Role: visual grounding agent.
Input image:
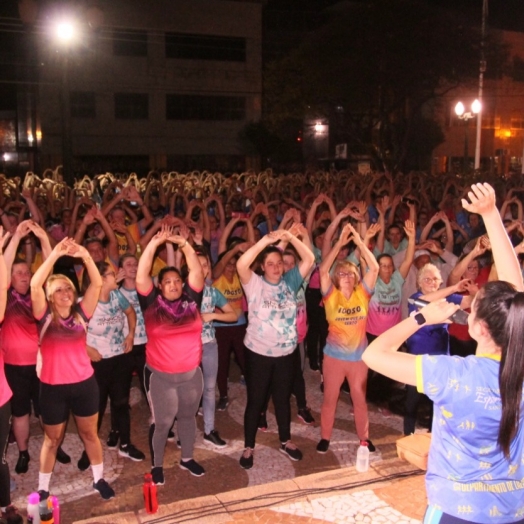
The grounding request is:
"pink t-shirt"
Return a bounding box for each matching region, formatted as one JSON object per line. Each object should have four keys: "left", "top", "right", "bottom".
{"left": 36, "top": 303, "right": 92, "bottom": 385}
{"left": 1, "top": 287, "right": 39, "bottom": 365}
{"left": 138, "top": 283, "right": 203, "bottom": 374}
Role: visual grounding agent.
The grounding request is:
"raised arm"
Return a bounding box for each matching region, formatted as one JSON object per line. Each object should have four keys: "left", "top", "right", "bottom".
{"left": 236, "top": 234, "right": 276, "bottom": 285}
{"left": 270, "top": 229, "right": 314, "bottom": 279}
{"left": 321, "top": 207, "right": 352, "bottom": 260}
{"left": 74, "top": 243, "right": 103, "bottom": 316}
{"left": 0, "top": 228, "right": 10, "bottom": 322}
{"left": 27, "top": 221, "right": 53, "bottom": 261}
{"left": 136, "top": 230, "right": 168, "bottom": 294}
{"left": 447, "top": 237, "right": 486, "bottom": 286}
{"left": 398, "top": 220, "right": 416, "bottom": 279}
{"left": 462, "top": 183, "right": 523, "bottom": 290}
{"left": 363, "top": 299, "right": 460, "bottom": 385}
{"left": 319, "top": 224, "right": 352, "bottom": 295}
{"left": 166, "top": 233, "right": 205, "bottom": 291}
{"left": 3, "top": 220, "right": 31, "bottom": 276}
{"left": 349, "top": 223, "right": 379, "bottom": 290}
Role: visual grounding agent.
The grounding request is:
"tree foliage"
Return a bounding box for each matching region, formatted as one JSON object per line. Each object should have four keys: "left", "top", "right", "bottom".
{"left": 264, "top": 0, "right": 508, "bottom": 171}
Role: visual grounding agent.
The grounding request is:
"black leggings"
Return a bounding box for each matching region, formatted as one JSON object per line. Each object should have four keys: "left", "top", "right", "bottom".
{"left": 0, "top": 401, "right": 11, "bottom": 507}
{"left": 305, "top": 287, "right": 327, "bottom": 370}
{"left": 261, "top": 345, "right": 307, "bottom": 413}
{"left": 93, "top": 354, "right": 133, "bottom": 446}
{"left": 244, "top": 348, "right": 295, "bottom": 448}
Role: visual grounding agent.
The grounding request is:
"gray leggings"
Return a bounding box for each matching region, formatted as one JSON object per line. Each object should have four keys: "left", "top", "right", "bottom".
{"left": 144, "top": 364, "right": 203, "bottom": 467}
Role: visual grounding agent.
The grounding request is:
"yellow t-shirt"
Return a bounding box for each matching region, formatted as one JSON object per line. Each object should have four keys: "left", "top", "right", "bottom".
{"left": 212, "top": 273, "right": 246, "bottom": 326}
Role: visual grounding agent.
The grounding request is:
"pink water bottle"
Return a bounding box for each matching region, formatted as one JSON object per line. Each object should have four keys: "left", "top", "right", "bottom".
{"left": 143, "top": 473, "right": 158, "bottom": 514}
{"left": 27, "top": 492, "right": 41, "bottom": 524}
{"left": 49, "top": 495, "right": 60, "bottom": 524}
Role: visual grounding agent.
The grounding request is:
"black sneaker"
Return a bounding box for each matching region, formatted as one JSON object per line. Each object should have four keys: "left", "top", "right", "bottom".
{"left": 152, "top": 466, "right": 165, "bottom": 486}
{"left": 118, "top": 443, "right": 145, "bottom": 462}
{"left": 297, "top": 408, "right": 315, "bottom": 425}
{"left": 15, "top": 452, "right": 29, "bottom": 474}
{"left": 77, "top": 450, "right": 90, "bottom": 471}
{"left": 56, "top": 446, "right": 71, "bottom": 464}
{"left": 279, "top": 442, "right": 303, "bottom": 461}
{"left": 179, "top": 459, "right": 205, "bottom": 477}
{"left": 203, "top": 430, "right": 227, "bottom": 448}
{"left": 316, "top": 439, "right": 330, "bottom": 454}
{"left": 106, "top": 430, "right": 119, "bottom": 449}
{"left": 239, "top": 448, "right": 254, "bottom": 470}
{"left": 167, "top": 429, "right": 176, "bottom": 442}
{"left": 257, "top": 412, "right": 268, "bottom": 432}
{"left": 38, "top": 490, "right": 49, "bottom": 501}
{"left": 364, "top": 439, "right": 376, "bottom": 452}
{"left": 93, "top": 478, "right": 115, "bottom": 500}
{"left": 217, "top": 396, "right": 229, "bottom": 411}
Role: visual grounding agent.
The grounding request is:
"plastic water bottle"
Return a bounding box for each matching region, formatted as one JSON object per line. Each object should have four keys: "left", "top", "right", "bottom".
{"left": 356, "top": 441, "right": 370, "bottom": 472}
{"left": 38, "top": 497, "right": 54, "bottom": 523}
{"left": 27, "top": 492, "right": 41, "bottom": 524}
{"left": 143, "top": 473, "right": 158, "bottom": 514}
{"left": 49, "top": 495, "right": 60, "bottom": 524}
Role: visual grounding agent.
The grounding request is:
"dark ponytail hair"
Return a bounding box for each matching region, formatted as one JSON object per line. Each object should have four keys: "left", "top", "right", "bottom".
{"left": 474, "top": 281, "right": 524, "bottom": 457}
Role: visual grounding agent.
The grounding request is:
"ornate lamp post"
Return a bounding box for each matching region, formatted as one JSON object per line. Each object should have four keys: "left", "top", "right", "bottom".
{"left": 455, "top": 100, "right": 481, "bottom": 173}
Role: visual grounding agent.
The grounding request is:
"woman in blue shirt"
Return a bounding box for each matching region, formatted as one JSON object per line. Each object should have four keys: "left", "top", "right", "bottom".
{"left": 364, "top": 183, "right": 524, "bottom": 524}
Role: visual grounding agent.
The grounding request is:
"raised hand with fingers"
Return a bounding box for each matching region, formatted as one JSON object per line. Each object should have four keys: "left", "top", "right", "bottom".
{"left": 403, "top": 219, "right": 416, "bottom": 240}
{"left": 461, "top": 183, "right": 497, "bottom": 216}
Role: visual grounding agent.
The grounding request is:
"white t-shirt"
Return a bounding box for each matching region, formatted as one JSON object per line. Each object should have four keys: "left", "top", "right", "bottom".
{"left": 242, "top": 266, "right": 303, "bottom": 357}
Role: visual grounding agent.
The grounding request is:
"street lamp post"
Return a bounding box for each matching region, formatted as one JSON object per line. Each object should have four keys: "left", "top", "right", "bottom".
{"left": 455, "top": 100, "right": 481, "bottom": 173}
{"left": 54, "top": 20, "right": 77, "bottom": 185}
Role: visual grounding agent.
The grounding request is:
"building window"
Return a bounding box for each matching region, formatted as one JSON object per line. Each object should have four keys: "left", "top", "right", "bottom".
{"left": 165, "top": 33, "right": 246, "bottom": 62}
{"left": 70, "top": 91, "right": 96, "bottom": 118}
{"left": 115, "top": 93, "right": 148, "bottom": 120}
{"left": 481, "top": 116, "right": 500, "bottom": 129}
{"left": 113, "top": 29, "right": 148, "bottom": 57}
{"left": 511, "top": 118, "right": 524, "bottom": 129}
{"left": 166, "top": 95, "right": 246, "bottom": 121}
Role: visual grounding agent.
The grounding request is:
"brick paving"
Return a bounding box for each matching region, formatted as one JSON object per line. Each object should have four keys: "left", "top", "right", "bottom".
{"left": 7, "top": 366, "right": 429, "bottom": 523}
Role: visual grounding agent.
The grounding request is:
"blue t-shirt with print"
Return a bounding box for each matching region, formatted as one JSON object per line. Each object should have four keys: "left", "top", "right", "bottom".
{"left": 201, "top": 284, "right": 228, "bottom": 344}
{"left": 417, "top": 354, "right": 524, "bottom": 523}
{"left": 406, "top": 291, "right": 462, "bottom": 356}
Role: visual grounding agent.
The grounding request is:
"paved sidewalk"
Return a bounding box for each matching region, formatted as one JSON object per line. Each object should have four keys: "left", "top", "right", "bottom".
{"left": 74, "top": 458, "right": 427, "bottom": 523}
{"left": 7, "top": 367, "right": 429, "bottom": 523}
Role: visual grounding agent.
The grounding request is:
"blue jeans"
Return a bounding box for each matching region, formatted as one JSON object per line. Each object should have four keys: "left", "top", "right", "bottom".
{"left": 201, "top": 340, "right": 219, "bottom": 434}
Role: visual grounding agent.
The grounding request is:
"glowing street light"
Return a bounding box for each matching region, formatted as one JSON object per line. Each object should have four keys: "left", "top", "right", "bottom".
{"left": 455, "top": 100, "right": 481, "bottom": 173}
{"left": 55, "top": 21, "right": 76, "bottom": 44}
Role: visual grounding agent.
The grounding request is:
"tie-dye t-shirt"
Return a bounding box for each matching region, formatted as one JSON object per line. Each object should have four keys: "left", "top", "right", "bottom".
{"left": 366, "top": 271, "right": 404, "bottom": 336}
{"left": 213, "top": 273, "right": 246, "bottom": 327}
{"left": 86, "top": 290, "right": 131, "bottom": 358}
{"left": 119, "top": 286, "right": 148, "bottom": 345}
{"left": 201, "top": 284, "right": 228, "bottom": 344}
{"left": 138, "top": 283, "right": 203, "bottom": 374}
{"left": 242, "top": 266, "right": 303, "bottom": 357}
{"left": 417, "top": 354, "right": 524, "bottom": 523}
{"left": 0, "top": 323, "right": 12, "bottom": 407}
{"left": 323, "top": 283, "right": 373, "bottom": 362}
{"left": 36, "top": 303, "right": 92, "bottom": 385}
{"left": 1, "top": 287, "right": 39, "bottom": 366}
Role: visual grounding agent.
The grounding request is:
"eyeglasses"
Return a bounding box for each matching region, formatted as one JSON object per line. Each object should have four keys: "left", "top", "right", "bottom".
{"left": 104, "top": 271, "right": 116, "bottom": 278}
{"left": 422, "top": 277, "right": 441, "bottom": 284}
{"left": 337, "top": 272, "right": 356, "bottom": 279}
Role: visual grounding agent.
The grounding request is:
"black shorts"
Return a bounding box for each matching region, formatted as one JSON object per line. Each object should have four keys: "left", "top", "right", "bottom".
{"left": 39, "top": 375, "right": 99, "bottom": 425}
{"left": 4, "top": 364, "right": 40, "bottom": 418}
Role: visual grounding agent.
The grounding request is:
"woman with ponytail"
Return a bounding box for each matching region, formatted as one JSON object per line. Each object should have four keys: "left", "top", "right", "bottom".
{"left": 364, "top": 183, "right": 524, "bottom": 524}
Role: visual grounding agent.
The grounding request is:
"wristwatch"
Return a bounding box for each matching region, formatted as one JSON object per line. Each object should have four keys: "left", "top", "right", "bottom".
{"left": 414, "top": 312, "right": 426, "bottom": 326}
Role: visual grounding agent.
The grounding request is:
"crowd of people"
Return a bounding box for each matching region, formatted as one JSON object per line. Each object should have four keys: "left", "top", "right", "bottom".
{"left": 0, "top": 167, "right": 523, "bottom": 523}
